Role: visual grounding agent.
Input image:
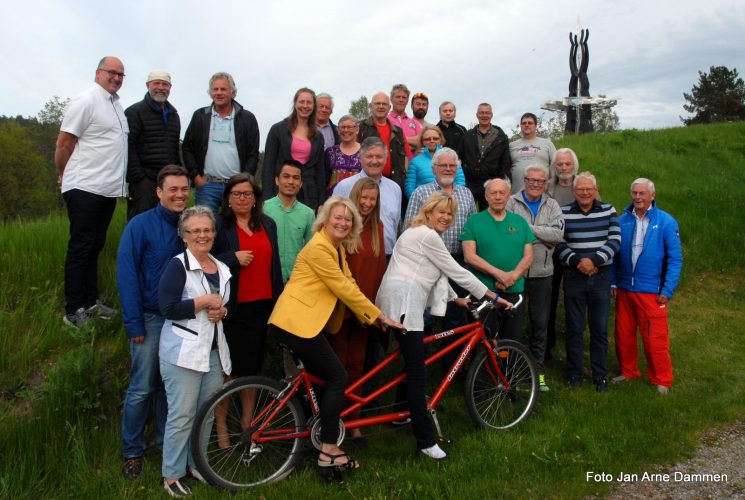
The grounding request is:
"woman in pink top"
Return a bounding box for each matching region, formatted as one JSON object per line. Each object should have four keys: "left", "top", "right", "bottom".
{"left": 262, "top": 88, "right": 326, "bottom": 210}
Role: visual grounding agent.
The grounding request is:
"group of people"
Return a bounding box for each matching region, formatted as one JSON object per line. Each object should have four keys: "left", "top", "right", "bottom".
{"left": 54, "top": 56, "right": 683, "bottom": 496}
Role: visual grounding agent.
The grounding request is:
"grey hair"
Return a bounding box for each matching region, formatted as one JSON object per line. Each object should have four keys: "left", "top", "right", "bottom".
{"left": 390, "top": 83, "right": 410, "bottom": 97}
{"left": 439, "top": 101, "right": 456, "bottom": 112}
{"left": 552, "top": 148, "right": 579, "bottom": 176}
{"left": 178, "top": 205, "right": 216, "bottom": 238}
{"left": 484, "top": 177, "right": 511, "bottom": 192}
{"left": 208, "top": 72, "right": 237, "bottom": 96}
{"left": 360, "top": 136, "right": 388, "bottom": 157}
{"left": 525, "top": 164, "right": 550, "bottom": 179}
{"left": 574, "top": 171, "right": 597, "bottom": 189}
{"left": 631, "top": 177, "right": 656, "bottom": 195}
{"left": 316, "top": 92, "right": 334, "bottom": 107}
{"left": 431, "top": 147, "right": 459, "bottom": 173}
{"left": 337, "top": 114, "right": 358, "bottom": 126}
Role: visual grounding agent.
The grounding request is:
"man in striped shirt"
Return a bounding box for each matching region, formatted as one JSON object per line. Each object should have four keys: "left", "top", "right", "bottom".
{"left": 556, "top": 172, "right": 620, "bottom": 392}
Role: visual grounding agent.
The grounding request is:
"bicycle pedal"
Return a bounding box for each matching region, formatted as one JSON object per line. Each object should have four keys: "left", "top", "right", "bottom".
{"left": 437, "top": 435, "right": 453, "bottom": 445}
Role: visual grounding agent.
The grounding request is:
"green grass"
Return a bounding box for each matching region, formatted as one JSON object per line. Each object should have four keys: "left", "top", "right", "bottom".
{"left": 1, "top": 122, "right": 744, "bottom": 499}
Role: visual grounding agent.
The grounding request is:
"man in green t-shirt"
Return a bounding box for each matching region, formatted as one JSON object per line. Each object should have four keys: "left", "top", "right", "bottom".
{"left": 263, "top": 160, "right": 315, "bottom": 283}
{"left": 461, "top": 178, "right": 534, "bottom": 341}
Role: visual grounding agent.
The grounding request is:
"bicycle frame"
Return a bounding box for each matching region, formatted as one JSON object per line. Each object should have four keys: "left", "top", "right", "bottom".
{"left": 249, "top": 312, "right": 511, "bottom": 444}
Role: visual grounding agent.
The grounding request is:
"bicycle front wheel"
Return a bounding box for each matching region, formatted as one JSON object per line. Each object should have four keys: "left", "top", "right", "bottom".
{"left": 190, "top": 376, "right": 306, "bottom": 490}
{"left": 464, "top": 340, "right": 539, "bottom": 430}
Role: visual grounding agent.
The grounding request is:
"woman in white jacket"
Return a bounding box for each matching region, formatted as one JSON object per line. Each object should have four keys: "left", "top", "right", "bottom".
{"left": 158, "top": 206, "right": 232, "bottom": 498}
{"left": 376, "top": 191, "right": 510, "bottom": 461}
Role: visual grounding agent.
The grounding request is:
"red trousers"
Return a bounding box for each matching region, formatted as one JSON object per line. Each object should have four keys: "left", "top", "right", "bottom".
{"left": 614, "top": 289, "right": 673, "bottom": 387}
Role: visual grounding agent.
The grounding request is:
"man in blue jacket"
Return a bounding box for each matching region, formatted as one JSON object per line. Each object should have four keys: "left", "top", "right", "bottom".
{"left": 611, "top": 178, "right": 682, "bottom": 395}
{"left": 116, "top": 165, "right": 189, "bottom": 479}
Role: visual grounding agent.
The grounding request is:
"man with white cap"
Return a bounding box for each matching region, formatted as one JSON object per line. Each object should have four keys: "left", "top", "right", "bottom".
{"left": 124, "top": 69, "right": 182, "bottom": 219}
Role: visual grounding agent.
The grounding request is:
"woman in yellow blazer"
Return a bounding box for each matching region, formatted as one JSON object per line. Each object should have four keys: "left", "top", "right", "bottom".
{"left": 268, "top": 196, "right": 400, "bottom": 473}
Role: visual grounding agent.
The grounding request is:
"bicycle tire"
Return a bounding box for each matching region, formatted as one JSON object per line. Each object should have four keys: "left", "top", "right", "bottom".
{"left": 190, "top": 376, "right": 306, "bottom": 490}
{"left": 464, "top": 340, "right": 539, "bottom": 430}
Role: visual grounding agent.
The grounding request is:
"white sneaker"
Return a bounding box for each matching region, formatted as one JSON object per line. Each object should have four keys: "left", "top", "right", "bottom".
{"left": 419, "top": 444, "right": 447, "bottom": 460}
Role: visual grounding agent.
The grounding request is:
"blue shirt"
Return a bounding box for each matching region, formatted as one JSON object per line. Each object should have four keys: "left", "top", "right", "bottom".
{"left": 333, "top": 171, "right": 402, "bottom": 255}
{"left": 204, "top": 108, "right": 240, "bottom": 179}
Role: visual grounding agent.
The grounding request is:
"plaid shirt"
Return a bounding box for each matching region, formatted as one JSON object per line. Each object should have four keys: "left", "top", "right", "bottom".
{"left": 405, "top": 182, "right": 476, "bottom": 254}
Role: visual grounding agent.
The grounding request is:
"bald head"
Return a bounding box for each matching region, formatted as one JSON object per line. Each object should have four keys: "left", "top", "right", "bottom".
{"left": 369, "top": 92, "right": 391, "bottom": 124}
{"left": 95, "top": 56, "right": 125, "bottom": 95}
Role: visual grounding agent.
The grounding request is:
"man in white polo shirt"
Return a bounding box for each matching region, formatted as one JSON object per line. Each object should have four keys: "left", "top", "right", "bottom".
{"left": 55, "top": 55, "right": 128, "bottom": 328}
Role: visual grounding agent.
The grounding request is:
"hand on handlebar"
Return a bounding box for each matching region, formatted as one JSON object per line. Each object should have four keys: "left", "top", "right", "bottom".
{"left": 376, "top": 314, "right": 403, "bottom": 331}
{"left": 453, "top": 297, "right": 472, "bottom": 309}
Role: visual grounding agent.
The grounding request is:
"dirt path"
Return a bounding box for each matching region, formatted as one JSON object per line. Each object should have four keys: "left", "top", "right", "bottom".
{"left": 605, "top": 421, "right": 745, "bottom": 499}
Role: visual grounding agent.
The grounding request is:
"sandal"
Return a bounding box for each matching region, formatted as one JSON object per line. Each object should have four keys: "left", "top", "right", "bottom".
{"left": 317, "top": 451, "right": 360, "bottom": 470}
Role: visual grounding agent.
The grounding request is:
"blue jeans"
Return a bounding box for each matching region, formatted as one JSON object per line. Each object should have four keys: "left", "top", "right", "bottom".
{"left": 195, "top": 182, "right": 225, "bottom": 214}
{"left": 122, "top": 313, "right": 167, "bottom": 458}
{"left": 563, "top": 267, "right": 611, "bottom": 383}
{"left": 161, "top": 350, "right": 224, "bottom": 479}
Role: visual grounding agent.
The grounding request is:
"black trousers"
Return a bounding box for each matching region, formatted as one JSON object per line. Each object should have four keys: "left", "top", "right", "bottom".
{"left": 63, "top": 189, "right": 116, "bottom": 314}
{"left": 394, "top": 329, "right": 436, "bottom": 450}
{"left": 127, "top": 178, "right": 159, "bottom": 220}
{"left": 270, "top": 325, "right": 348, "bottom": 445}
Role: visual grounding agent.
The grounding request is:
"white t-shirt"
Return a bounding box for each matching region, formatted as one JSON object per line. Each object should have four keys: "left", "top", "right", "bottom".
{"left": 60, "top": 84, "right": 128, "bottom": 197}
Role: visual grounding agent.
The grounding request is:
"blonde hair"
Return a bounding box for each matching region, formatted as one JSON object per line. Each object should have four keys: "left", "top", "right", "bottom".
{"left": 409, "top": 191, "right": 458, "bottom": 230}
{"left": 313, "top": 196, "right": 363, "bottom": 251}
{"left": 347, "top": 178, "right": 382, "bottom": 257}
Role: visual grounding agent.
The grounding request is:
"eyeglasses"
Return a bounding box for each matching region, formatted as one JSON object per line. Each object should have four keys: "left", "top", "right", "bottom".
{"left": 97, "top": 68, "right": 126, "bottom": 78}
{"left": 436, "top": 163, "right": 457, "bottom": 169}
{"left": 339, "top": 125, "right": 358, "bottom": 131}
{"left": 574, "top": 187, "right": 595, "bottom": 193}
{"left": 524, "top": 178, "right": 546, "bottom": 185}
{"left": 422, "top": 136, "right": 440, "bottom": 142}
{"left": 184, "top": 228, "right": 214, "bottom": 236}
{"left": 230, "top": 191, "right": 255, "bottom": 199}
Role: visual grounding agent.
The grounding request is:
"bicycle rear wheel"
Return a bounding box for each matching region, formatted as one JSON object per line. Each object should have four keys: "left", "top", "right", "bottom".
{"left": 190, "top": 376, "right": 306, "bottom": 490}
{"left": 464, "top": 340, "right": 539, "bottom": 430}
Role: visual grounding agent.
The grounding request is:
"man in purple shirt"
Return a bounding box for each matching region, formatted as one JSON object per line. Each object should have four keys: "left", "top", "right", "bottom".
{"left": 316, "top": 92, "right": 338, "bottom": 150}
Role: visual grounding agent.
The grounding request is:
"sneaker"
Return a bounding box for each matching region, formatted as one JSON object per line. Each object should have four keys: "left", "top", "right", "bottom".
{"left": 596, "top": 379, "right": 609, "bottom": 393}
{"left": 567, "top": 378, "right": 582, "bottom": 389}
{"left": 656, "top": 385, "right": 670, "bottom": 395}
{"left": 391, "top": 417, "right": 412, "bottom": 426}
{"left": 419, "top": 444, "right": 448, "bottom": 461}
{"left": 86, "top": 299, "right": 117, "bottom": 320}
{"left": 63, "top": 307, "right": 91, "bottom": 329}
{"left": 122, "top": 457, "right": 143, "bottom": 480}
{"left": 187, "top": 466, "right": 206, "bottom": 484}
{"left": 164, "top": 479, "right": 192, "bottom": 498}
{"left": 612, "top": 374, "right": 629, "bottom": 384}
{"left": 539, "top": 374, "right": 550, "bottom": 392}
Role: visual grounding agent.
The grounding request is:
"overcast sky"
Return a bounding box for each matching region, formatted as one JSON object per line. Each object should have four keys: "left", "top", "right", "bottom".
{"left": 2, "top": 0, "right": 743, "bottom": 140}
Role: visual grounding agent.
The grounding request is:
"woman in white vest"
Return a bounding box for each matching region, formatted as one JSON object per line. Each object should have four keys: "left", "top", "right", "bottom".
{"left": 158, "top": 205, "right": 232, "bottom": 498}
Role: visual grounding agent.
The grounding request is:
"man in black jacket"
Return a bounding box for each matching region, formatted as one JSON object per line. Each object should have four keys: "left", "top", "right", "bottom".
{"left": 124, "top": 69, "right": 181, "bottom": 220}
{"left": 182, "top": 72, "right": 260, "bottom": 213}
{"left": 458, "top": 103, "right": 512, "bottom": 210}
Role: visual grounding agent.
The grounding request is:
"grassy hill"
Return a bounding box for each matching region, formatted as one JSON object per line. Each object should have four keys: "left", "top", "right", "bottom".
{"left": 1, "top": 122, "right": 744, "bottom": 498}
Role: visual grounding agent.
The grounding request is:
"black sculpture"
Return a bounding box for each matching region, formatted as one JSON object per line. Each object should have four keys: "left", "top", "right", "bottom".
{"left": 566, "top": 29, "right": 593, "bottom": 134}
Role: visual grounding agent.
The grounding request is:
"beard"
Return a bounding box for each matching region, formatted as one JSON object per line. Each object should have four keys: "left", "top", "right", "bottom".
{"left": 149, "top": 91, "right": 168, "bottom": 103}
{"left": 557, "top": 173, "right": 573, "bottom": 181}
{"left": 413, "top": 109, "right": 427, "bottom": 119}
{"left": 438, "top": 176, "right": 455, "bottom": 187}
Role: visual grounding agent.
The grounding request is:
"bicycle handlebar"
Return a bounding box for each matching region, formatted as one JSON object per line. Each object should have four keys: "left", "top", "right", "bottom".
{"left": 469, "top": 293, "right": 523, "bottom": 320}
